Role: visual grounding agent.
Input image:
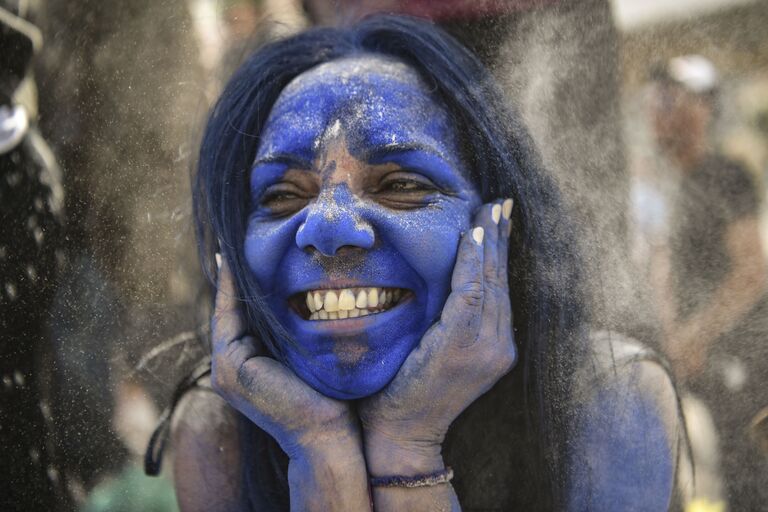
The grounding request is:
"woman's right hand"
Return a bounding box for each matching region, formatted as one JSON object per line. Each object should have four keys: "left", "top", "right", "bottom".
{"left": 211, "top": 259, "right": 356, "bottom": 457}
{"left": 211, "top": 259, "right": 371, "bottom": 511}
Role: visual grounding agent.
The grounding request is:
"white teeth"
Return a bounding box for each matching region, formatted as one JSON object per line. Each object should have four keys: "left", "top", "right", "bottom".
{"left": 324, "top": 291, "right": 339, "bottom": 312}
{"left": 339, "top": 289, "right": 356, "bottom": 310}
{"left": 356, "top": 290, "right": 367, "bottom": 308}
{"left": 302, "top": 287, "right": 407, "bottom": 321}
{"left": 368, "top": 288, "right": 379, "bottom": 307}
{"left": 306, "top": 292, "right": 316, "bottom": 312}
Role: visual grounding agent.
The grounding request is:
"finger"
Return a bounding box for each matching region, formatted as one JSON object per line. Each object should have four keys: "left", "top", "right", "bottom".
{"left": 223, "top": 351, "right": 343, "bottom": 449}
{"left": 212, "top": 258, "right": 247, "bottom": 353}
{"left": 235, "top": 356, "right": 317, "bottom": 414}
{"left": 478, "top": 202, "right": 502, "bottom": 293}
{"left": 439, "top": 223, "right": 485, "bottom": 341}
{"left": 474, "top": 203, "right": 505, "bottom": 343}
{"left": 497, "top": 198, "right": 514, "bottom": 341}
{"left": 498, "top": 198, "right": 513, "bottom": 286}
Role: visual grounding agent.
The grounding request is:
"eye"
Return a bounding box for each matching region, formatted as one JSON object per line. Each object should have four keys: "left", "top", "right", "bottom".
{"left": 256, "top": 182, "right": 310, "bottom": 217}
{"left": 373, "top": 171, "right": 441, "bottom": 208}
{"left": 382, "top": 179, "right": 428, "bottom": 192}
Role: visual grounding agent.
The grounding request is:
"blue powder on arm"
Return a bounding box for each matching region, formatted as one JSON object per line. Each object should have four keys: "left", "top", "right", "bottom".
{"left": 565, "top": 365, "right": 676, "bottom": 511}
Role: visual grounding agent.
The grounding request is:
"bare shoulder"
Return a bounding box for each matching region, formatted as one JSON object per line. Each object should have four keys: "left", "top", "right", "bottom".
{"left": 580, "top": 330, "right": 679, "bottom": 425}
{"left": 565, "top": 330, "right": 681, "bottom": 510}
{"left": 171, "top": 377, "right": 245, "bottom": 512}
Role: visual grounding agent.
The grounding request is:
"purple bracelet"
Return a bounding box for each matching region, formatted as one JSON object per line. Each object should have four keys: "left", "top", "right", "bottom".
{"left": 370, "top": 467, "right": 454, "bottom": 488}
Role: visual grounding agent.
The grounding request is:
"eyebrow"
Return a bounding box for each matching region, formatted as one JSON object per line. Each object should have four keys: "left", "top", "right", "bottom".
{"left": 364, "top": 142, "right": 447, "bottom": 164}
{"left": 252, "top": 153, "right": 313, "bottom": 170}
{"left": 364, "top": 142, "right": 468, "bottom": 191}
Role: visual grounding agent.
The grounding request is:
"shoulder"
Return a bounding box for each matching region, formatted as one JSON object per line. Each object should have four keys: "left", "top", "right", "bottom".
{"left": 566, "top": 330, "right": 681, "bottom": 511}
{"left": 171, "top": 377, "right": 246, "bottom": 512}
{"left": 579, "top": 330, "right": 679, "bottom": 411}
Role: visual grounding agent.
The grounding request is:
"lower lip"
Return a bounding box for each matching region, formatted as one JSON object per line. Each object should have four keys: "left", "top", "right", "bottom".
{"left": 294, "top": 296, "right": 413, "bottom": 333}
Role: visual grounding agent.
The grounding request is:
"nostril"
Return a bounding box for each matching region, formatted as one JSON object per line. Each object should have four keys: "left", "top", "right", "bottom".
{"left": 295, "top": 211, "right": 375, "bottom": 255}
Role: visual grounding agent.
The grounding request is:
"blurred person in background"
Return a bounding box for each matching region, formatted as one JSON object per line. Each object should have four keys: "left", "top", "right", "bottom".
{"left": 0, "top": 3, "right": 71, "bottom": 510}
{"left": 650, "top": 55, "right": 768, "bottom": 510}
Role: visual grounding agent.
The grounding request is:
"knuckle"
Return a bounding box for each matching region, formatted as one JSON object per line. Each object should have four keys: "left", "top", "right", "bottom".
{"left": 236, "top": 357, "right": 258, "bottom": 391}
{"left": 453, "top": 332, "right": 480, "bottom": 350}
{"left": 210, "top": 366, "right": 228, "bottom": 395}
{"left": 223, "top": 340, "right": 240, "bottom": 359}
{"left": 494, "top": 344, "right": 518, "bottom": 375}
{"left": 458, "top": 280, "right": 484, "bottom": 308}
{"left": 484, "top": 278, "right": 505, "bottom": 296}
{"left": 475, "top": 341, "right": 516, "bottom": 376}
{"left": 210, "top": 344, "right": 243, "bottom": 395}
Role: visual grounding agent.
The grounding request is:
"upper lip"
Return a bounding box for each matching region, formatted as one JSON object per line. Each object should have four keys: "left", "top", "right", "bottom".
{"left": 286, "top": 280, "right": 410, "bottom": 296}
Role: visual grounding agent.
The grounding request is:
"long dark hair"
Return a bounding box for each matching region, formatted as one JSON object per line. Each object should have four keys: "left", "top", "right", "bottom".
{"left": 194, "top": 14, "right": 587, "bottom": 510}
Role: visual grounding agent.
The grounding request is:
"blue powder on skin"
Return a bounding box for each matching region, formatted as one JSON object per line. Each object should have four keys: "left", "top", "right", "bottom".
{"left": 567, "top": 382, "right": 675, "bottom": 510}
{"left": 244, "top": 56, "right": 481, "bottom": 399}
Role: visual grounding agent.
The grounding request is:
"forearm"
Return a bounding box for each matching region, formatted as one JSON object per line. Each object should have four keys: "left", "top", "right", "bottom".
{"left": 365, "top": 432, "right": 460, "bottom": 512}
{"left": 688, "top": 216, "right": 767, "bottom": 346}
{"left": 288, "top": 437, "right": 372, "bottom": 512}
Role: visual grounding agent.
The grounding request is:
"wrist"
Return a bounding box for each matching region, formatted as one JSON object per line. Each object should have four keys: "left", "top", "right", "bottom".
{"left": 294, "top": 422, "right": 364, "bottom": 462}
{"left": 290, "top": 431, "right": 368, "bottom": 486}
{"left": 291, "top": 440, "right": 367, "bottom": 474}
{"left": 364, "top": 428, "right": 445, "bottom": 477}
{"left": 289, "top": 433, "right": 372, "bottom": 512}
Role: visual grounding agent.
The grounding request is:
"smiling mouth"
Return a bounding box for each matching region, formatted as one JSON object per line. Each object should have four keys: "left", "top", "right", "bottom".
{"left": 290, "top": 287, "right": 411, "bottom": 321}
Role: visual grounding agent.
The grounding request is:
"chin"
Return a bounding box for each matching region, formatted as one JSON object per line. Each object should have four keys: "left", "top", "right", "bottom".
{"left": 275, "top": 284, "right": 430, "bottom": 399}
{"left": 307, "top": 367, "right": 397, "bottom": 400}
{"left": 286, "top": 326, "right": 424, "bottom": 399}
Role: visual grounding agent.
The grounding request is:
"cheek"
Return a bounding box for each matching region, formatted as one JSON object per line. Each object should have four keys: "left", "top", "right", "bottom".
{"left": 243, "top": 214, "right": 304, "bottom": 291}
{"left": 373, "top": 198, "right": 475, "bottom": 309}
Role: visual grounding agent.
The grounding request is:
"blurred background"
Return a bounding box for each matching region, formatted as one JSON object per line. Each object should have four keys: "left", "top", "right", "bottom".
{"left": 1, "top": 0, "right": 767, "bottom": 510}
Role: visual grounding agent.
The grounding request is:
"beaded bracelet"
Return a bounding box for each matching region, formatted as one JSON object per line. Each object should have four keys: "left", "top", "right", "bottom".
{"left": 370, "top": 467, "right": 454, "bottom": 488}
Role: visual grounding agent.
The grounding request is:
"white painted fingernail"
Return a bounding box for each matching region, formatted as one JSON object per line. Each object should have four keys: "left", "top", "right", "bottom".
{"left": 215, "top": 253, "right": 222, "bottom": 269}
{"left": 492, "top": 204, "right": 501, "bottom": 225}
{"left": 502, "top": 199, "right": 513, "bottom": 220}
{"left": 472, "top": 227, "right": 484, "bottom": 245}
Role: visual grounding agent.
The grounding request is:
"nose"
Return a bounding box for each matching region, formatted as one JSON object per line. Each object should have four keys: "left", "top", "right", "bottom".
{"left": 295, "top": 185, "right": 375, "bottom": 256}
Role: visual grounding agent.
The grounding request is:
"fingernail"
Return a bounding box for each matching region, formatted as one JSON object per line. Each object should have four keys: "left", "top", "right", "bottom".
{"left": 215, "top": 253, "right": 222, "bottom": 270}
{"left": 502, "top": 198, "right": 513, "bottom": 220}
{"left": 491, "top": 204, "right": 501, "bottom": 225}
{"left": 472, "top": 227, "right": 484, "bottom": 245}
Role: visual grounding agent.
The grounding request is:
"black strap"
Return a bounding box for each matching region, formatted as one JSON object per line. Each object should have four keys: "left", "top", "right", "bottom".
{"left": 144, "top": 356, "right": 212, "bottom": 476}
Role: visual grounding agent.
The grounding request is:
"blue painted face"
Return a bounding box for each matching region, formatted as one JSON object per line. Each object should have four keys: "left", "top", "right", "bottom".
{"left": 245, "top": 56, "right": 481, "bottom": 399}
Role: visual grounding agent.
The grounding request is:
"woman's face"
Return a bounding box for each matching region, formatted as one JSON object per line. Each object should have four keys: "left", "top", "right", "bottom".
{"left": 245, "top": 55, "right": 481, "bottom": 399}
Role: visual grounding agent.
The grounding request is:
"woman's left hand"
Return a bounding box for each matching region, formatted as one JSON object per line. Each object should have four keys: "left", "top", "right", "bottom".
{"left": 359, "top": 200, "right": 517, "bottom": 474}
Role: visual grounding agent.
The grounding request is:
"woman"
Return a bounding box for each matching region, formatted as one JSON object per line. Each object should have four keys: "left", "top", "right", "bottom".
{"left": 168, "top": 15, "right": 680, "bottom": 511}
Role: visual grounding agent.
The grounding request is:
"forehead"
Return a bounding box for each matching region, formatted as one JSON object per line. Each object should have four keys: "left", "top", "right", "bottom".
{"left": 281, "top": 56, "right": 425, "bottom": 98}
{"left": 256, "top": 55, "right": 459, "bottom": 163}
